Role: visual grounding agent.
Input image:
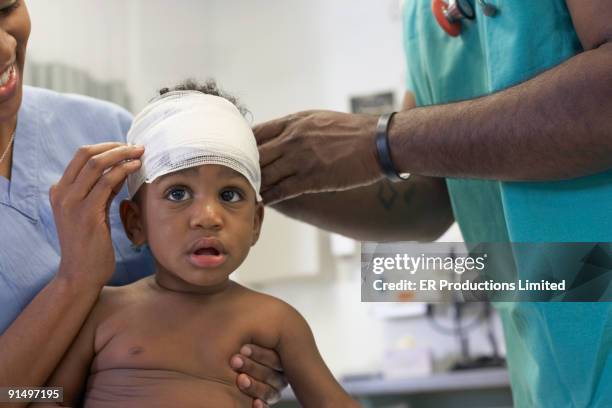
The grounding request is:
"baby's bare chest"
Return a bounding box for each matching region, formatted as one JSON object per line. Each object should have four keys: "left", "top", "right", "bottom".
{"left": 91, "top": 297, "right": 275, "bottom": 379}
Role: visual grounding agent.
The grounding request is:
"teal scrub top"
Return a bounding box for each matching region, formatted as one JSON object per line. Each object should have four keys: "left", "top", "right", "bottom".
{"left": 402, "top": 0, "right": 612, "bottom": 406}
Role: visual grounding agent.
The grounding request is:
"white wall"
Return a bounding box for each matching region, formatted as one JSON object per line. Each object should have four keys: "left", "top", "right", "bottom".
{"left": 27, "top": 0, "right": 130, "bottom": 82}
{"left": 204, "top": 0, "right": 406, "bottom": 120}
{"left": 27, "top": 0, "right": 406, "bottom": 115}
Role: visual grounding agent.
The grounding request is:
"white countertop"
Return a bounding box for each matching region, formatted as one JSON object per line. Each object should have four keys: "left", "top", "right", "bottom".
{"left": 281, "top": 367, "right": 510, "bottom": 400}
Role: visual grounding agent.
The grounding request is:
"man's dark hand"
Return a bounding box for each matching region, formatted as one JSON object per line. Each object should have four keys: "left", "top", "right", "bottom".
{"left": 230, "top": 344, "right": 288, "bottom": 407}
{"left": 254, "top": 110, "right": 382, "bottom": 204}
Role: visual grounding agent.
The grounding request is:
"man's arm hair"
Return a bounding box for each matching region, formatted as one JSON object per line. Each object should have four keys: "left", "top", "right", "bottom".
{"left": 388, "top": 1, "right": 612, "bottom": 181}
{"left": 272, "top": 175, "right": 453, "bottom": 242}
{"left": 270, "top": 91, "right": 454, "bottom": 242}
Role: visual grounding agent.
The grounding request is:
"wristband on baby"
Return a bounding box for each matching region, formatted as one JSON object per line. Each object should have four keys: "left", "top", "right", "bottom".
{"left": 375, "top": 112, "right": 410, "bottom": 182}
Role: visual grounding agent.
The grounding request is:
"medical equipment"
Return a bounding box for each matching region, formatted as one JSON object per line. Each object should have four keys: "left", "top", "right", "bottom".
{"left": 478, "top": 0, "right": 498, "bottom": 17}
{"left": 432, "top": 0, "right": 497, "bottom": 37}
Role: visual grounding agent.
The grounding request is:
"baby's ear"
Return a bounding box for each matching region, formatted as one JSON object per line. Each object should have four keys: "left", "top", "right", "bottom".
{"left": 120, "top": 199, "right": 146, "bottom": 246}
{"left": 251, "top": 202, "right": 264, "bottom": 246}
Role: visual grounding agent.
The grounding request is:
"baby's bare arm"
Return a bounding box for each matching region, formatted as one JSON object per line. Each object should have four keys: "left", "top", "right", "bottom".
{"left": 275, "top": 305, "right": 360, "bottom": 408}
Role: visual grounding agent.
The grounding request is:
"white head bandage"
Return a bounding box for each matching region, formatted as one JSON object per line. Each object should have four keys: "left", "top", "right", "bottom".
{"left": 126, "top": 90, "right": 261, "bottom": 201}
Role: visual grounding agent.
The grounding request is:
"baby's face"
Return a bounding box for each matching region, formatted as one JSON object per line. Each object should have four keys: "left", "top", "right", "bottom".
{"left": 122, "top": 164, "right": 263, "bottom": 293}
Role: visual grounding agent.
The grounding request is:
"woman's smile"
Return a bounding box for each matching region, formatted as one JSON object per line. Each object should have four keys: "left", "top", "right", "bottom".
{"left": 0, "top": 62, "right": 18, "bottom": 101}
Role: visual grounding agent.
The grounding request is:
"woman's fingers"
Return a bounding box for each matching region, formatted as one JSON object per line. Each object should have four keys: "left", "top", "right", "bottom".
{"left": 230, "top": 355, "right": 287, "bottom": 392}
{"left": 230, "top": 343, "right": 287, "bottom": 403}
{"left": 85, "top": 159, "right": 142, "bottom": 208}
{"left": 58, "top": 142, "right": 125, "bottom": 186}
{"left": 252, "top": 399, "right": 269, "bottom": 408}
{"left": 236, "top": 373, "right": 282, "bottom": 405}
{"left": 240, "top": 344, "right": 284, "bottom": 372}
{"left": 71, "top": 145, "right": 144, "bottom": 200}
{"left": 51, "top": 142, "right": 145, "bottom": 290}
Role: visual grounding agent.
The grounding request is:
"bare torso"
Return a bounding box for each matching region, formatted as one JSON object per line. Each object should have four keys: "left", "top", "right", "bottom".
{"left": 84, "top": 369, "right": 247, "bottom": 408}
{"left": 82, "top": 277, "right": 282, "bottom": 408}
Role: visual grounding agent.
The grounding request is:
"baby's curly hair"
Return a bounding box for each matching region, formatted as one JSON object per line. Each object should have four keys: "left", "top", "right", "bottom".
{"left": 158, "top": 79, "right": 249, "bottom": 118}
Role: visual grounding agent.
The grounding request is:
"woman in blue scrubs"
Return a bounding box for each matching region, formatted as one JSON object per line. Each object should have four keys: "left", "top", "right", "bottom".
{"left": 0, "top": 3, "right": 283, "bottom": 406}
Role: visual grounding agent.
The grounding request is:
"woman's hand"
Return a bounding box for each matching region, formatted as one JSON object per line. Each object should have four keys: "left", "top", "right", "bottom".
{"left": 230, "top": 344, "right": 288, "bottom": 407}
{"left": 50, "top": 142, "right": 144, "bottom": 289}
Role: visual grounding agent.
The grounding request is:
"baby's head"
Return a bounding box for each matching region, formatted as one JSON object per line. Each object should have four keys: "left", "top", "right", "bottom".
{"left": 120, "top": 80, "right": 263, "bottom": 292}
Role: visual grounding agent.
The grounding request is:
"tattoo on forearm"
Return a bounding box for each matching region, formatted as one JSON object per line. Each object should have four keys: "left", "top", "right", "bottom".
{"left": 377, "top": 181, "right": 398, "bottom": 210}
{"left": 403, "top": 182, "right": 415, "bottom": 205}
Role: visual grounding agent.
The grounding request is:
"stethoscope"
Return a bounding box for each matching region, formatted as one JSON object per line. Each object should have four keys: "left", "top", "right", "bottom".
{"left": 432, "top": 0, "right": 498, "bottom": 37}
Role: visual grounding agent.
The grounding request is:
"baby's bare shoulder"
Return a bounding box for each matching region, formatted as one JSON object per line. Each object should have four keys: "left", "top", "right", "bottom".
{"left": 95, "top": 277, "right": 153, "bottom": 315}
{"left": 231, "top": 283, "right": 302, "bottom": 323}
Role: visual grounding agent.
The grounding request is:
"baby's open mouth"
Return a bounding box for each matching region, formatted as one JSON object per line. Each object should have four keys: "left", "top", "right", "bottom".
{"left": 188, "top": 238, "right": 227, "bottom": 269}
{"left": 194, "top": 247, "right": 221, "bottom": 256}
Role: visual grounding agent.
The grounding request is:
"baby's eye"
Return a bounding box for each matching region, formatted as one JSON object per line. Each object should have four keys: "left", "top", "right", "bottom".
{"left": 166, "top": 187, "right": 192, "bottom": 202}
{"left": 220, "top": 189, "right": 243, "bottom": 203}
{"left": 0, "top": 0, "right": 19, "bottom": 16}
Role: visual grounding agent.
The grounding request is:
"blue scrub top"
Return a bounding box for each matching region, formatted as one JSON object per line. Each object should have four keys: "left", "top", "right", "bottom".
{"left": 0, "top": 86, "right": 154, "bottom": 334}
{"left": 402, "top": 0, "right": 612, "bottom": 406}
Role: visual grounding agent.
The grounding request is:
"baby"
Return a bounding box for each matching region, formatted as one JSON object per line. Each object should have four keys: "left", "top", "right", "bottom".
{"left": 38, "top": 82, "right": 359, "bottom": 408}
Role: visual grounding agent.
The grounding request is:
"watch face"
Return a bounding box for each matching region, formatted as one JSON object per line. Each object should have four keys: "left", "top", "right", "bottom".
{"left": 457, "top": 0, "right": 475, "bottom": 18}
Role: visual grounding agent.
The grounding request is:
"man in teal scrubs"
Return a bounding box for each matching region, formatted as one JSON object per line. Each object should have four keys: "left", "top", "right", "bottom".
{"left": 253, "top": 0, "right": 612, "bottom": 406}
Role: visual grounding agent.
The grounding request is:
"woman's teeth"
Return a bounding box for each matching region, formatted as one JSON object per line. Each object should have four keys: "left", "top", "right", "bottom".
{"left": 0, "top": 65, "right": 14, "bottom": 87}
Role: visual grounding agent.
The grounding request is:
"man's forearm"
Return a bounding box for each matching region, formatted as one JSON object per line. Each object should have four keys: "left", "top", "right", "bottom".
{"left": 0, "top": 274, "right": 100, "bottom": 393}
{"left": 391, "top": 42, "right": 612, "bottom": 181}
{"left": 272, "top": 175, "right": 454, "bottom": 242}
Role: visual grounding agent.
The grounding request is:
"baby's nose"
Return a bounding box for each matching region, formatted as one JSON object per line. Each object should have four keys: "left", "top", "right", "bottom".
{"left": 190, "top": 200, "right": 224, "bottom": 230}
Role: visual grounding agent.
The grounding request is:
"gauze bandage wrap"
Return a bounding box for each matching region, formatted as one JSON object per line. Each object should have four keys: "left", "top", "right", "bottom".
{"left": 126, "top": 91, "right": 261, "bottom": 201}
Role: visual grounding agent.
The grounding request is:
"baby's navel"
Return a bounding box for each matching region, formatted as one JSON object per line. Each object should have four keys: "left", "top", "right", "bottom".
{"left": 128, "top": 346, "right": 144, "bottom": 356}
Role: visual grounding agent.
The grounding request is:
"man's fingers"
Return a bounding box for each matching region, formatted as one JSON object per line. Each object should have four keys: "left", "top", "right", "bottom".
{"left": 85, "top": 159, "right": 142, "bottom": 208}
{"left": 260, "top": 156, "right": 295, "bottom": 192}
{"left": 261, "top": 177, "right": 303, "bottom": 205}
{"left": 236, "top": 374, "right": 281, "bottom": 405}
{"left": 258, "top": 139, "right": 285, "bottom": 168}
{"left": 253, "top": 116, "right": 290, "bottom": 146}
{"left": 72, "top": 145, "right": 144, "bottom": 199}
